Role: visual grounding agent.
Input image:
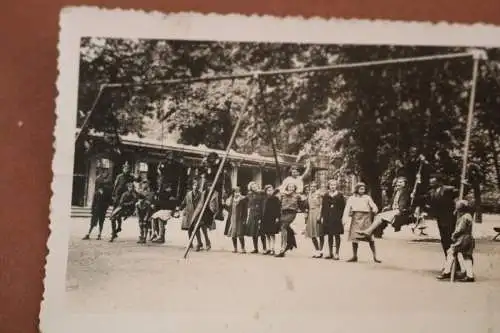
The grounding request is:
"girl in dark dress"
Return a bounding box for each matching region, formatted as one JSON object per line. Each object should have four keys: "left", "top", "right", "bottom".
{"left": 261, "top": 185, "right": 281, "bottom": 255}
{"left": 320, "top": 179, "right": 346, "bottom": 260}
{"left": 244, "top": 181, "right": 267, "bottom": 253}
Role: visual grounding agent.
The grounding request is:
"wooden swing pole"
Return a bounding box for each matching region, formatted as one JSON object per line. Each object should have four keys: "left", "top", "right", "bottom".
{"left": 182, "top": 76, "right": 258, "bottom": 259}
{"left": 459, "top": 50, "right": 487, "bottom": 200}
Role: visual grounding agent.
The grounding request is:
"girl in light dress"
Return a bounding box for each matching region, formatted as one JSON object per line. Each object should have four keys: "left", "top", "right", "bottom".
{"left": 342, "top": 182, "right": 381, "bottom": 263}
{"left": 305, "top": 181, "right": 324, "bottom": 258}
{"left": 224, "top": 186, "right": 248, "bottom": 253}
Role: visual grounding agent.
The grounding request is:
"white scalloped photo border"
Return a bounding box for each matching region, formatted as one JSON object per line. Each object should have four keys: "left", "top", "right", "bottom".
{"left": 44, "top": 6, "right": 500, "bottom": 333}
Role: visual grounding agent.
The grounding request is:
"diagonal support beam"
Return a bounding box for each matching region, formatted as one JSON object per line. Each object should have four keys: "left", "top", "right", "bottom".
{"left": 182, "top": 77, "right": 258, "bottom": 259}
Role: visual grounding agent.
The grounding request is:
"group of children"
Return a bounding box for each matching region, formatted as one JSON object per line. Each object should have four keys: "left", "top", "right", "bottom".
{"left": 82, "top": 157, "right": 476, "bottom": 282}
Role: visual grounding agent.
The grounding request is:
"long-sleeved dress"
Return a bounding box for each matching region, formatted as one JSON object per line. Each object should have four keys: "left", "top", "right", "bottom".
{"left": 261, "top": 195, "right": 281, "bottom": 236}
{"left": 342, "top": 194, "right": 378, "bottom": 242}
{"left": 321, "top": 191, "right": 346, "bottom": 236}
{"left": 245, "top": 191, "right": 264, "bottom": 237}
{"left": 305, "top": 191, "right": 323, "bottom": 238}
{"left": 225, "top": 195, "right": 248, "bottom": 237}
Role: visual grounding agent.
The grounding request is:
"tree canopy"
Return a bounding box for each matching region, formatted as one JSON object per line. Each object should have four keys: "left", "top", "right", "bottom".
{"left": 77, "top": 37, "right": 500, "bottom": 204}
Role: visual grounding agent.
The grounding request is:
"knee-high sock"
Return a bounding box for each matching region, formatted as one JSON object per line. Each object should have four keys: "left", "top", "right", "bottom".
{"left": 369, "top": 240, "right": 377, "bottom": 258}
{"left": 202, "top": 226, "right": 211, "bottom": 246}
{"left": 327, "top": 235, "right": 334, "bottom": 255}
{"left": 252, "top": 236, "right": 259, "bottom": 251}
{"left": 312, "top": 238, "right": 320, "bottom": 251}
{"left": 261, "top": 235, "right": 267, "bottom": 251}
{"left": 352, "top": 243, "right": 359, "bottom": 257}
{"left": 334, "top": 235, "right": 341, "bottom": 255}
{"left": 463, "top": 259, "right": 474, "bottom": 278}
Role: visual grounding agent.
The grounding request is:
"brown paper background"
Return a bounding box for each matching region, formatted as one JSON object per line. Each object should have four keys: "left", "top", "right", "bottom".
{"left": 1, "top": 1, "right": 500, "bottom": 332}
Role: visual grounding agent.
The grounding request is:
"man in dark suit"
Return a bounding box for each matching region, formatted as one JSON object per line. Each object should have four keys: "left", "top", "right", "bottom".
{"left": 357, "top": 177, "right": 412, "bottom": 238}
{"left": 425, "top": 174, "right": 459, "bottom": 256}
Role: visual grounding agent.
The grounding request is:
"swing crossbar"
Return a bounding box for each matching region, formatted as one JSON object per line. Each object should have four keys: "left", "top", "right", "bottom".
{"left": 103, "top": 51, "right": 474, "bottom": 89}
{"left": 76, "top": 51, "right": 478, "bottom": 145}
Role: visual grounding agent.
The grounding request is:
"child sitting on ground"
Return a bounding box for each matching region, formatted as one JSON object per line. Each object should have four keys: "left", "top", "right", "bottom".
{"left": 437, "top": 199, "right": 475, "bottom": 282}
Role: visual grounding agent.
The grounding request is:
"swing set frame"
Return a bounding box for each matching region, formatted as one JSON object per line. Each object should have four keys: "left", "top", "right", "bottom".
{"left": 75, "top": 48, "right": 488, "bottom": 259}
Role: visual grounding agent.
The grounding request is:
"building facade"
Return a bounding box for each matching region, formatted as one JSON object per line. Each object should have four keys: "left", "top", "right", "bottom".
{"left": 72, "top": 132, "right": 357, "bottom": 208}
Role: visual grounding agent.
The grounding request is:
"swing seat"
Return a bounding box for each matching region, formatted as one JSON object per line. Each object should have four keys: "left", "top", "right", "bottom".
{"left": 493, "top": 227, "right": 500, "bottom": 241}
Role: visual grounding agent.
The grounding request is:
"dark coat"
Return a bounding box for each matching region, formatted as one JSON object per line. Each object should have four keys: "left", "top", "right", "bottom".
{"left": 426, "top": 185, "right": 458, "bottom": 224}
{"left": 261, "top": 195, "right": 281, "bottom": 235}
{"left": 389, "top": 188, "right": 411, "bottom": 215}
{"left": 321, "top": 192, "right": 346, "bottom": 235}
{"left": 224, "top": 195, "right": 248, "bottom": 237}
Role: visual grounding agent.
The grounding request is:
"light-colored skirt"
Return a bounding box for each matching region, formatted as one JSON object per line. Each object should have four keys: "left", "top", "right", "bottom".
{"left": 305, "top": 208, "right": 322, "bottom": 238}
{"left": 227, "top": 213, "right": 246, "bottom": 237}
{"left": 348, "top": 211, "right": 373, "bottom": 242}
{"left": 151, "top": 209, "right": 173, "bottom": 222}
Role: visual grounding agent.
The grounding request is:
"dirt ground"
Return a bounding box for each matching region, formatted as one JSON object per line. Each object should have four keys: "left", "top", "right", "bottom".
{"left": 65, "top": 213, "right": 500, "bottom": 333}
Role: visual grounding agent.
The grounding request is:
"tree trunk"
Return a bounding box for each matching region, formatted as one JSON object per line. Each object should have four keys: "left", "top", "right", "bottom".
{"left": 487, "top": 129, "right": 500, "bottom": 190}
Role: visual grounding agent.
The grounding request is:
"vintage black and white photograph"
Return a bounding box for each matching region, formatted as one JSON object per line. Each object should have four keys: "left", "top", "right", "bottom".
{"left": 44, "top": 8, "right": 500, "bottom": 333}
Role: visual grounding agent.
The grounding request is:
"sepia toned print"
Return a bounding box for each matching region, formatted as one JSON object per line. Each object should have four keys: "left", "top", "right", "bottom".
{"left": 44, "top": 8, "right": 500, "bottom": 333}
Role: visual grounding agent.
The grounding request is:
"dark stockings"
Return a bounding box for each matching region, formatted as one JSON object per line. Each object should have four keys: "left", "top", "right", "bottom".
{"left": 232, "top": 237, "right": 245, "bottom": 252}
{"left": 311, "top": 236, "right": 325, "bottom": 251}
{"left": 348, "top": 242, "right": 359, "bottom": 261}
{"left": 252, "top": 235, "right": 267, "bottom": 252}
{"left": 348, "top": 241, "right": 381, "bottom": 263}
{"left": 369, "top": 241, "right": 381, "bottom": 263}
{"left": 84, "top": 213, "right": 105, "bottom": 240}
{"left": 109, "top": 216, "right": 121, "bottom": 242}
{"left": 201, "top": 226, "right": 211, "bottom": 250}
{"left": 325, "top": 235, "right": 341, "bottom": 258}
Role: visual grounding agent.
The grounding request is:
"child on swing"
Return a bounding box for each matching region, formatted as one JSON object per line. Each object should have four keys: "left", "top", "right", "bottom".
{"left": 437, "top": 199, "right": 476, "bottom": 282}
